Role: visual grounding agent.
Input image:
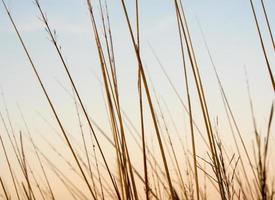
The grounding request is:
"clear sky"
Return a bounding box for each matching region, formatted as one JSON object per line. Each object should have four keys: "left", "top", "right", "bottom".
{"left": 1, "top": 0, "right": 274, "bottom": 134}
{"left": 0, "top": 0, "right": 274, "bottom": 199}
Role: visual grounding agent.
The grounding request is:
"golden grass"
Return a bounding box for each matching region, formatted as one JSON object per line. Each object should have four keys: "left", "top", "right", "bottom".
{"left": 0, "top": 0, "right": 274, "bottom": 199}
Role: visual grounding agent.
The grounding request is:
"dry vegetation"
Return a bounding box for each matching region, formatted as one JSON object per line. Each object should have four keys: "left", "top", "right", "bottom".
{"left": 0, "top": 0, "right": 274, "bottom": 199}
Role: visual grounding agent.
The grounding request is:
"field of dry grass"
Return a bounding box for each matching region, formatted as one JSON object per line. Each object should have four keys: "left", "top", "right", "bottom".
{"left": 0, "top": 0, "right": 274, "bottom": 199}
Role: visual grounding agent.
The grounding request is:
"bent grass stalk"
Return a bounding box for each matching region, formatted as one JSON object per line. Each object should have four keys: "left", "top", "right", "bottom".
{"left": 0, "top": 0, "right": 274, "bottom": 199}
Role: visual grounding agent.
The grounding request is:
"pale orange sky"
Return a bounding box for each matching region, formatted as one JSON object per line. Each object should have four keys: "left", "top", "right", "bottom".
{"left": 0, "top": 0, "right": 274, "bottom": 199}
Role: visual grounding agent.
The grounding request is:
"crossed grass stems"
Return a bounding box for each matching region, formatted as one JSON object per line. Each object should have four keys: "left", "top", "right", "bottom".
{"left": 0, "top": 0, "right": 274, "bottom": 199}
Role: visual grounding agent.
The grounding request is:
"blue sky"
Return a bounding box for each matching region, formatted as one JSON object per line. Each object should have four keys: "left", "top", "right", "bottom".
{"left": 0, "top": 0, "right": 274, "bottom": 198}
{"left": 1, "top": 0, "right": 274, "bottom": 126}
